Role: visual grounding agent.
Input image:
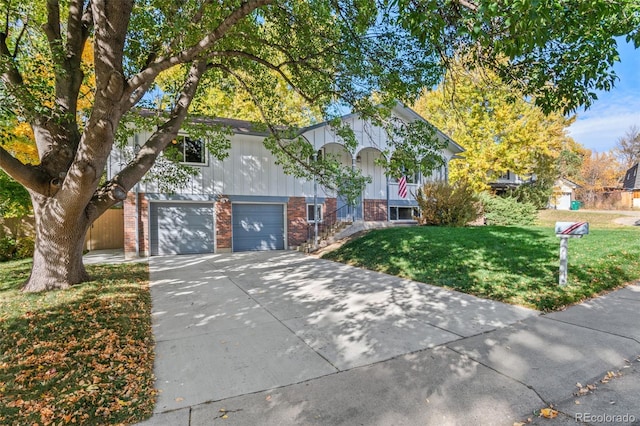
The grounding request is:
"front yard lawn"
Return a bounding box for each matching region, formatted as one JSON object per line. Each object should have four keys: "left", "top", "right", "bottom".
{"left": 0, "top": 259, "right": 155, "bottom": 425}
{"left": 322, "top": 225, "right": 640, "bottom": 311}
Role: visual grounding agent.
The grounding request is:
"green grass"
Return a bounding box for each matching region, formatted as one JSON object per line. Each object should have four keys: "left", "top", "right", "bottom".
{"left": 536, "top": 209, "right": 633, "bottom": 228}
{"left": 322, "top": 222, "right": 640, "bottom": 311}
{"left": 0, "top": 260, "right": 155, "bottom": 425}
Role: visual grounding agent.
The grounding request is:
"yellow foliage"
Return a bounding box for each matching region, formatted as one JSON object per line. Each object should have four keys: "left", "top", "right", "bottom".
{"left": 413, "top": 60, "right": 577, "bottom": 192}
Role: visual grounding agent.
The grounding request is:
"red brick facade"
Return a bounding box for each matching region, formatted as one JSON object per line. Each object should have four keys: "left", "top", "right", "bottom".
{"left": 123, "top": 193, "right": 389, "bottom": 257}
{"left": 287, "top": 197, "right": 308, "bottom": 248}
{"left": 215, "top": 196, "right": 232, "bottom": 251}
{"left": 364, "top": 199, "right": 388, "bottom": 221}
{"left": 124, "top": 192, "right": 149, "bottom": 258}
{"left": 324, "top": 197, "right": 337, "bottom": 218}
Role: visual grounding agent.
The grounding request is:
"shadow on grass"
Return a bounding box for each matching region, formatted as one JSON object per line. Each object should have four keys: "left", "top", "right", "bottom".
{"left": 322, "top": 226, "right": 640, "bottom": 310}
{"left": 0, "top": 261, "right": 155, "bottom": 426}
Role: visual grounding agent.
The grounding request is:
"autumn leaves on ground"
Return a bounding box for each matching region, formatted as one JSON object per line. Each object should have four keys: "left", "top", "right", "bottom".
{"left": 0, "top": 261, "right": 155, "bottom": 425}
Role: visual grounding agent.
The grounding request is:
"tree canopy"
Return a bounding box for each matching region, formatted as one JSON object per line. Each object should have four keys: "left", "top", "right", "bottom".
{"left": 1, "top": 0, "right": 638, "bottom": 291}
{"left": 413, "top": 61, "right": 580, "bottom": 193}
{"left": 614, "top": 125, "right": 640, "bottom": 169}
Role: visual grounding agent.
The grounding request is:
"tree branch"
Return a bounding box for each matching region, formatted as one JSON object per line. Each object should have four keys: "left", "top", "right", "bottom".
{"left": 456, "top": 0, "right": 478, "bottom": 12}
{"left": 67, "top": 0, "right": 89, "bottom": 59}
{"left": 0, "top": 145, "right": 52, "bottom": 195}
{"left": 43, "top": 0, "right": 62, "bottom": 45}
{"left": 93, "top": 60, "right": 209, "bottom": 216}
{"left": 124, "top": 0, "right": 273, "bottom": 106}
{"left": 208, "top": 50, "right": 317, "bottom": 103}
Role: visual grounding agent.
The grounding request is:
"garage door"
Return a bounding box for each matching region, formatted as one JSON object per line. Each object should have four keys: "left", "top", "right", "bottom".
{"left": 232, "top": 204, "right": 285, "bottom": 252}
{"left": 150, "top": 202, "right": 214, "bottom": 255}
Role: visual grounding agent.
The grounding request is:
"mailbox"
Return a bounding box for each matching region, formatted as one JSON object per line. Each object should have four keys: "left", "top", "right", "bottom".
{"left": 555, "top": 221, "right": 589, "bottom": 237}
{"left": 554, "top": 221, "right": 589, "bottom": 286}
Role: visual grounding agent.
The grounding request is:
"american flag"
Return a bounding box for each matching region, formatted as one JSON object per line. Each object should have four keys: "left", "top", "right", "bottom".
{"left": 398, "top": 175, "right": 407, "bottom": 198}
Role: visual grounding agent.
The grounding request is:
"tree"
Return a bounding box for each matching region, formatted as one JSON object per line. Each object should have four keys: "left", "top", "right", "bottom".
{"left": 0, "top": 120, "right": 38, "bottom": 218}
{"left": 576, "top": 150, "right": 623, "bottom": 206}
{"left": 0, "top": 1, "right": 638, "bottom": 292}
{"left": 614, "top": 125, "right": 640, "bottom": 170}
{"left": 413, "top": 61, "right": 577, "bottom": 193}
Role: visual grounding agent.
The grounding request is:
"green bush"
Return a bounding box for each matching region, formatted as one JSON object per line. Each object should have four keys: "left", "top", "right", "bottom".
{"left": 505, "top": 181, "right": 553, "bottom": 210}
{"left": 0, "top": 236, "right": 17, "bottom": 261}
{"left": 480, "top": 193, "right": 537, "bottom": 226}
{"left": 15, "top": 236, "right": 34, "bottom": 259}
{"left": 0, "top": 236, "right": 34, "bottom": 261}
{"left": 416, "top": 181, "right": 481, "bottom": 226}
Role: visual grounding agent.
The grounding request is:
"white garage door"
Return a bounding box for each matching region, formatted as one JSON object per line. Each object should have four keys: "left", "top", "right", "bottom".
{"left": 150, "top": 202, "right": 214, "bottom": 255}
{"left": 232, "top": 204, "right": 285, "bottom": 252}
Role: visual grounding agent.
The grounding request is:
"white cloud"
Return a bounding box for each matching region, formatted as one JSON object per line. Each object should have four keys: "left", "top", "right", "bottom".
{"left": 569, "top": 95, "right": 640, "bottom": 153}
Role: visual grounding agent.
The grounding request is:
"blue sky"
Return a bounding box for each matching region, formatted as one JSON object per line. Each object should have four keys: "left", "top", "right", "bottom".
{"left": 568, "top": 39, "right": 640, "bottom": 153}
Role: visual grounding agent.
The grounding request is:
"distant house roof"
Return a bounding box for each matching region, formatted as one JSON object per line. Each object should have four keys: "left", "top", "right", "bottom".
{"left": 623, "top": 163, "right": 640, "bottom": 190}
{"left": 556, "top": 177, "right": 581, "bottom": 189}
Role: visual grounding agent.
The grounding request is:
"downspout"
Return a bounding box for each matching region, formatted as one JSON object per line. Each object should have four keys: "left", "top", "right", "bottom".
{"left": 313, "top": 152, "right": 318, "bottom": 248}
{"left": 352, "top": 154, "right": 358, "bottom": 221}
{"left": 386, "top": 175, "right": 390, "bottom": 222}
{"left": 135, "top": 183, "right": 140, "bottom": 257}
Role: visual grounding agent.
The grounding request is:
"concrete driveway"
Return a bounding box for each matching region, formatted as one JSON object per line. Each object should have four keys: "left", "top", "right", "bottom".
{"left": 148, "top": 251, "right": 537, "bottom": 415}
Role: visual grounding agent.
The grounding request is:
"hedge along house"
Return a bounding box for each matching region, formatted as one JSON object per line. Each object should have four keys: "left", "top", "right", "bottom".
{"left": 115, "top": 104, "right": 463, "bottom": 257}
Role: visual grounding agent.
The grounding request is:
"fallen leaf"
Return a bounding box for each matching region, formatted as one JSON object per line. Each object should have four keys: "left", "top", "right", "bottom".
{"left": 575, "top": 400, "right": 580, "bottom": 405}
{"left": 265, "top": 395, "right": 272, "bottom": 401}
{"left": 540, "top": 408, "right": 558, "bottom": 419}
{"left": 175, "top": 397, "right": 184, "bottom": 402}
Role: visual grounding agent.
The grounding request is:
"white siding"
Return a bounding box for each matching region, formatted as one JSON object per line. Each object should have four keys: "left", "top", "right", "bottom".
{"left": 109, "top": 105, "right": 461, "bottom": 201}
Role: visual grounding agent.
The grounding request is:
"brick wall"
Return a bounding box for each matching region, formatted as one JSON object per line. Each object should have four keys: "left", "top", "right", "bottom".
{"left": 364, "top": 199, "right": 388, "bottom": 221}
{"left": 216, "top": 197, "right": 232, "bottom": 252}
{"left": 124, "top": 192, "right": 149, "bottom": 258}
{"left": 287, "top": 197, "right": 308, "bottom": 247}
{"left": 325, "top": 198, "right": 337, "bottom": 219}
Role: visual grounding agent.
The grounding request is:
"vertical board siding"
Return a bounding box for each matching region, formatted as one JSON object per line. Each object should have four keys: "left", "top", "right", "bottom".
{"left": 84, "top": 208, "right": 124, "bottom": 250}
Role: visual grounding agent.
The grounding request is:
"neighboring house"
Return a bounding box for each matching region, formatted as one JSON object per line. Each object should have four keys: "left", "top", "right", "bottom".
{"left": 623, "top": 163, "right": 640, "bottom": 208}
{"left": 113, "top": 104, "right": 463, "bottom": 257}
{"left": 489, "top": 171, "right": 535, "bottom": 194}
{"left": 548, "top": 178, "right": 580, "bottom": 210}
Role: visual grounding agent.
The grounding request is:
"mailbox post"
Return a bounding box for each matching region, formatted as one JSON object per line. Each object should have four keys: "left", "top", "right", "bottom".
{"left": 555, "top": 222, "right": 589, "bottom": 286}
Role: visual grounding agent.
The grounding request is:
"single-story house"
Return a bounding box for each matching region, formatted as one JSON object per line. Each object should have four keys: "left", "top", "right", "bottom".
{"left": 109, "top": 104, "right": 463, "bottom": 257}
{"left": 549, "top": 178, "right": 580, "bottom": 210}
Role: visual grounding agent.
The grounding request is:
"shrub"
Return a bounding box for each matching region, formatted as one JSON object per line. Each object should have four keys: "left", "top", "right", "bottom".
{"left": 416, "top": 181, "right": 481, "bottom": 226}
{"left": 15, "top": 236, "right": 35, "bottom": 259}
{"left": 480, "top": 193, "right": 537, "bottom": 226}
{"left": 0, "top": 236, "right": 17, "bottom": 261}
{"left": 0, "top": 236, "right": 34, "bottom": 261}
{"left": 505, "top": 181, "right": 553, "bottom": 210}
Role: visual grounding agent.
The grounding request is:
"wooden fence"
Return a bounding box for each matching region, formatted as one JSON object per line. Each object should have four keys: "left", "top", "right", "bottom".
{"left": 84, "top": 208, "right": 124, "bottom": 250}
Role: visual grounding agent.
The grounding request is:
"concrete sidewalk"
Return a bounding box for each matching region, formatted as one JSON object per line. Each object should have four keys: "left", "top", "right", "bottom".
{"left": 137, "top": 251, "right": 640, "bottom": 426}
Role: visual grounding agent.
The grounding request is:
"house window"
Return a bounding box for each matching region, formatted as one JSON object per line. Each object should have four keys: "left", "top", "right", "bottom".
{"left": 498, "top": 171, "right": 511, "bottom": 180}
{"left": 168, "top": 136, "right": 206, "bottom": 164}
{"left": 389, "top": 206, "right": 419, "bottom": 221}
{"left": 307, "top": 204, "right": 323, "bottom": 222}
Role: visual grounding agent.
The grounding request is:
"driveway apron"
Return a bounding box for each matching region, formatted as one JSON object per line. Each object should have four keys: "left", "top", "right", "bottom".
{"left": 149, "top": 251, "right": 537, "bottom": 413}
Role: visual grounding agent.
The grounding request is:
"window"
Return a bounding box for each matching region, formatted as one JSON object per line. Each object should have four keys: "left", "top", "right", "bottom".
{"left": 498, "top": 171, "right": 511, "bottom": 180}
{"left": 307, "top": 204, "right": 323, "bottom": 222}
{"left": 389, "top": 206, "right": 419, "bottom": 221}
{"left": 167, "top": 136, "right": 206, "bottom": 164}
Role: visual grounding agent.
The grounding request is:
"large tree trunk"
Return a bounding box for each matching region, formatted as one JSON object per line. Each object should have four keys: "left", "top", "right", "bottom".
{"left": 22, "top": 197, "right": 91, "bottom": 292}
